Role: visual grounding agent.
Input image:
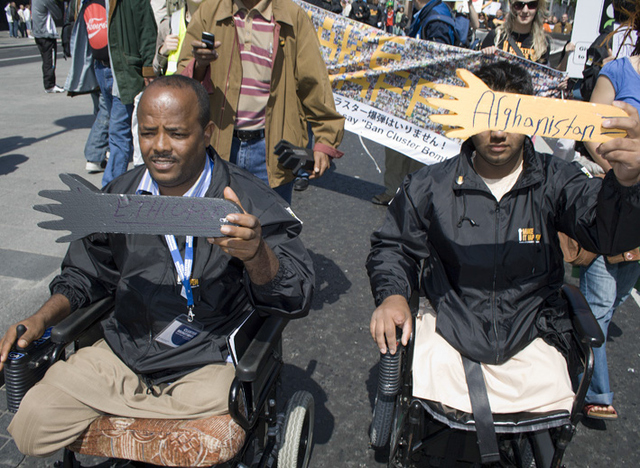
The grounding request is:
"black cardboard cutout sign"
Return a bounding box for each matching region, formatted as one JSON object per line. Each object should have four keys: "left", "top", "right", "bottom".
{"left": 34, "top": 174, "right": 241, "bottom": 243}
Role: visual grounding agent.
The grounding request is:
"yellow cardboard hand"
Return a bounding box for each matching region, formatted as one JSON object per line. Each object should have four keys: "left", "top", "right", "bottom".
{"left": 427, "top": 69, "right": 628, "bottom": 143}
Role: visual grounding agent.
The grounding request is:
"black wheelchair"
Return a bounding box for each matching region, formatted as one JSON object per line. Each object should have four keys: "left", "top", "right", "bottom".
{"left": 369, "top": 284, "right": 605, "bottom": 468}
{"left": 4, "top": 297, "right": 314, "bottom": 468}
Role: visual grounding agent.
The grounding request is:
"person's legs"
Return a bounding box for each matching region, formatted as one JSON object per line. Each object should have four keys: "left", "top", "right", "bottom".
{"left": 373, "top": 147, "right": 424, "bottom": 205}
{"left": 95, "top": 65, "right": 133, "bottom": 187}
{"left": 610, "top": 260, "right": 640, "bottom": 311}
{"left": 229, "top": 136, "right": 293, "bottom": 204}
{"left": 85, "top": 90, "right": 110, "bottom": 170}
{"left": 293, "top": 125, "right": 314, "bottom": 192}
{"left": 35, "top": 37, "right": 57, "bottom": 90}
{"left": 102, "top": 95, "right": 133, "bottom": 186}
{"left": 8, "top": 384, "right": 101, "bottom": 457}
{"left": 580, "top": 257, "right": 616, "bottom": 406}
{"left": 8, "top": 339, "right": 235, "bottom": 457}
{"left": 9, "top": 21, "right": 17, "bottom": 38}
{"left": 579, "top": 257, "right": 640, "bottom": 408}
{"left": 229, "top": 136, "right": 270, "bottom": 184}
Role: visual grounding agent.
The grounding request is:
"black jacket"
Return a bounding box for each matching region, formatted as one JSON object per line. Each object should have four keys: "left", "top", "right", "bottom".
{"left": 50, "top": 151, "right": 314, "bottom": 384}
{"left": 367, "top": 138, "right": 640, "bottom": 364}
{"left": 349, "top": 0, "right": 370, "bottom": 24}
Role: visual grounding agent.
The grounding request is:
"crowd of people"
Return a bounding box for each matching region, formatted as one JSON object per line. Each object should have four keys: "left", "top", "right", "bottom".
{"left": 1, "top": 0, "right": 640, "bottom": 463}
{"left": 4, "top": 2, "right": 32, "bottom": 38}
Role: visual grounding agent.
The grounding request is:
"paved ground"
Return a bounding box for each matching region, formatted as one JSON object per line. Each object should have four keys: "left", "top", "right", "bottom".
{"left": 0, "top": 32, "right": 638, "bottom": 468}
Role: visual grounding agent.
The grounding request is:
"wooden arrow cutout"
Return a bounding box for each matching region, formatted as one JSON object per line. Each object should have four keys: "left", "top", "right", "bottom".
{"left": 34, "top": 174, "right": 241, "bottom": 243}
{"left": 427, "top": 68, "right": 628, "bottom": 142}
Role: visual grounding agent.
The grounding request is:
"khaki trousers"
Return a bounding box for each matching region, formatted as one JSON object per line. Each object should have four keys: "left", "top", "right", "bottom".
{"left": 8, "top": 339, "right": 235, "bottom": 457}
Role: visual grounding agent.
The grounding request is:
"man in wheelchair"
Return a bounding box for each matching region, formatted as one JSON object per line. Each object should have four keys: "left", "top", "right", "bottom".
{"left": 366, "top": 61, "right": 640, "bottom": 465}
{"left": 0, "top": 75, "right": 314, "bottom": 458}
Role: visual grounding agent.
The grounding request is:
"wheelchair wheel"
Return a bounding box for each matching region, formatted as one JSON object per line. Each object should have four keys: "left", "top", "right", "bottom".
{"left": 278, "top": 391, "right": 315, "bottom": 468}
{"left": 370, "top": 394, "right": 395, "bottom": 448}
{"left": 515, "top": 435, "right": 535, "bottom": 468}
{"left": 370, "top": 348, "right": 404, "bottom": 449}
{"left": 502, "top": 434, "right": 536, "bottom": 468}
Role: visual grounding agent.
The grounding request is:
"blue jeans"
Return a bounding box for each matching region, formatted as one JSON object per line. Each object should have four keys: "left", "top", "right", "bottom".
{"left": 94, "top": 62, "right": 133, "bottom": 187}
{"left": 9, "top": 22, "right": 18, "bottom": 38}
{"left": 85, "top": 90, "right": 110, "bottom": 163}
{"left": 580, "top": 256, "right": 640, "bottom": 406}
{"left": 229, "top": 136, "right": 293, "bottom": 204}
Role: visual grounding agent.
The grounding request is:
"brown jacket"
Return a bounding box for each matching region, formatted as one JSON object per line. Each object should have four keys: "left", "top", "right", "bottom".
{"left": 177, "top": 0, "right": 344, "bottom": 187}
{"left": 552, "top": 22, "right": 572, "bottom": 35}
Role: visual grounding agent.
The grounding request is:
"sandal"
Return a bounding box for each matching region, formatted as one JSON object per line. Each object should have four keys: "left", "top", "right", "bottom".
{"left": 584, "top": 404, "right": 618, "bottom": 420}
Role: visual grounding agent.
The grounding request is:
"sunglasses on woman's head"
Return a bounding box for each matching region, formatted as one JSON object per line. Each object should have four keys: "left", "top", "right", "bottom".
{"left": 512, "top": 1, "right": 538, "bottom": 11}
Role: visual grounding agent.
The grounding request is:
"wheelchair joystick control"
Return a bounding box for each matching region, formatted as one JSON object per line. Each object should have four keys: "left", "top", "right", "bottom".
{"left": 14, "top": 324, "right": 27, "bottom": 351}
{"left": 4, "top": 326, "right": 56, "bottom": 413}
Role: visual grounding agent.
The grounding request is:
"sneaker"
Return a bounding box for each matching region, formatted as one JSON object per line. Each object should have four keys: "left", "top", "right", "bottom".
{"left": 86, "top": 161, "right": 105, "bottom": 173}
{"left": 45, "top": 85, "right": 65, "bottom": 94}
{"left": 293, "top": 176, "right": 310, "bottom": 192}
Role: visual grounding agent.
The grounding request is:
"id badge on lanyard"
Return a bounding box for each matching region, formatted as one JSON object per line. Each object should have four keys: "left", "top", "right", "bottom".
{"left": 154, "top": 235, "right": 203, "bottom": 348}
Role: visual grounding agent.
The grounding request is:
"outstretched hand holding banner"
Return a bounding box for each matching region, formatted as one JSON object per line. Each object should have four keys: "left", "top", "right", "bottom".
{"left": 427, "top": 69, "right": 628, "bottom": 142}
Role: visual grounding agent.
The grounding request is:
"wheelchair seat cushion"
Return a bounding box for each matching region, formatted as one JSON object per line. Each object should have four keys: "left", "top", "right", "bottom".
{"left": 412, "top": 310, "right": 574, "bottom": 414}
{"left": 68, "top": 413, "right": 246, "bottom": 466}
{"left": 419, "top": 399, "right": 571, "bottom": 434}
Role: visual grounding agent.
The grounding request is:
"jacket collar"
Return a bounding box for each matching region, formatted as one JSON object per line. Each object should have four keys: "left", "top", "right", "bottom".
{"left": 206, "top": 146, "right": 233, "bottom": 198}
{"left": 214, "top": 0, "right": 294, "bottom": 27}
{"left": 452, "top": 137, "right": 544, "bottom": 193}
{"left": 232, "top": 0, "right": 273, "bottom": 21}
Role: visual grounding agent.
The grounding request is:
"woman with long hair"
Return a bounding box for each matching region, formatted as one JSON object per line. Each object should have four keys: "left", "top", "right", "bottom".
{"left": 481, "top": 0, "right": 550, "bottom": 64}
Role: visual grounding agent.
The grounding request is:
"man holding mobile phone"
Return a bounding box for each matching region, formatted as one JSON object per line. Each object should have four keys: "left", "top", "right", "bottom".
{"left": 176, "top": 0, "right": 345, "bottom": 204}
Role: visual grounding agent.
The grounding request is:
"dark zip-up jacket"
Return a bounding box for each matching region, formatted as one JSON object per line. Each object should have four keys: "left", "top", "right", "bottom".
{"left": 367, "top": 138, "right": 640, "bottom": 365}
{"left": 108, "top": 0, "right": 157, "bottom": 104}
{"left": 50, "top": 150, "right": 314, "bottom": 384}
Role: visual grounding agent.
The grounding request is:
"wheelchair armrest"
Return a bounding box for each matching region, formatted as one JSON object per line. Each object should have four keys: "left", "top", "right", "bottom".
{"left": 235, "top": 316, "right": 287, "bottom": 382}
{"left": 51, "top": 297, "right": 114, "bottom": 345}
{"left": 561, "top": 284, "right": 604, "bottom": 347}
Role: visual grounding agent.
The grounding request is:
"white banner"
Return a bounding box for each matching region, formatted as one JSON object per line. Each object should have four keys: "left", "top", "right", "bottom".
{"left": 566, "top": 0, "right": 606, "bottom": 79}
{"left": 335, "top": 95, "right": 461, "bottom": 165}
{"left": 297, "top": 1, "right": 565, "bottom": 164}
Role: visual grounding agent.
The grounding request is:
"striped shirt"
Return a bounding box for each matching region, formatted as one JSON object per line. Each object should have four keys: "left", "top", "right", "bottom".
{"left": 233, "top": 0, "right": 275, "bottom": 131}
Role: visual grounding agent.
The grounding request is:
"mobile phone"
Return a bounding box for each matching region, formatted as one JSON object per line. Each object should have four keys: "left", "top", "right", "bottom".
{"left": 201, "top": 32, "right": 215, "bottom": 50}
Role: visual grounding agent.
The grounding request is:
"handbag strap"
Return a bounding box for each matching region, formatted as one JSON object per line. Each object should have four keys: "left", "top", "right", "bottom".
{"left": 507, "top": 35, "right": 526, "bottom": 58}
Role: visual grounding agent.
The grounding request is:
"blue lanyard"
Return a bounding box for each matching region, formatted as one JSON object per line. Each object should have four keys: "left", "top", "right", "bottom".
{"left": 166, "top": 234, "right": 196, "bottom": 321}
{"left": 137, "top": 156, "right": 214, "bottom": 322}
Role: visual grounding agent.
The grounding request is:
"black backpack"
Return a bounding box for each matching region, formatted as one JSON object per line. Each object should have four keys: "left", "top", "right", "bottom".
{"left": 61, "top": 0, "right": 77, "bottom": 59}
{"left": 409, "top": 0, "right": 459, "bottom": 46}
